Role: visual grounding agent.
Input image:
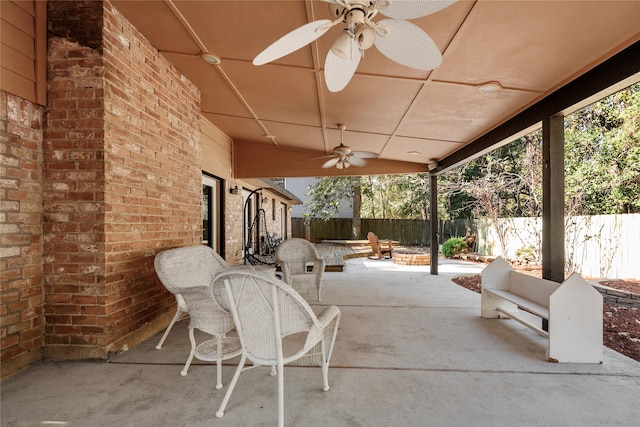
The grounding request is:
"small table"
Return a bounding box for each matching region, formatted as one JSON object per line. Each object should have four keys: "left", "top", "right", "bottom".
{"left": 193, "top": 335, "right": 242, "bottom": 389}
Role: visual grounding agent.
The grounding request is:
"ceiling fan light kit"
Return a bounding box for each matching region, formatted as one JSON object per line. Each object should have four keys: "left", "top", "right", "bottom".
{"left": 253, "top": 0, "right": 457, "bottom": 92}
{"left": 331, "top": 30, "right": 353, "bottom": 58}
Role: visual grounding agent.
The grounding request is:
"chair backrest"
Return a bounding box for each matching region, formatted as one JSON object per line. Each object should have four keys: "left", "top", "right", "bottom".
{"left": 367, "top": 232, "right": 382, "bottom": 257}
{"left": 275, "top": 238, "right": 319, "bottom": 274}
{"left": 155, "top": 245, "right": 234, "bottom": 334}
{"left": 154, "top": 245, "right": 230, "bottom": 295}
{"left": 215, "top": 270, "right": 317, "bottom": 363}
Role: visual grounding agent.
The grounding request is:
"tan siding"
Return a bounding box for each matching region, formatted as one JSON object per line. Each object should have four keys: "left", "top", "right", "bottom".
{"left": 11, "top": 0, "right": 35, "bottom": 15}
{"left": 1, "top": 1, "right": 35, "bottom": 35}
{"left": 201, "top": 116, "right": 233, "bottom": 180}
{"left": 2, "top": 20, "right": 35, "bottom": 57}
{"left": 0, "top": 67, "right": 34, "bottom": 100}
{"left": 0, "top": 0, "right": 45, "bottom": 105}
{"left": 3, "top": 43, "right": 35, "bottom": 78}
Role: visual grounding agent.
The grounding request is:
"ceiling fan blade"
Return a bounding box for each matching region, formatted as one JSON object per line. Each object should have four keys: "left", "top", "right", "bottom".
{"left": 336, "top": 159, "right": 345, "bottom": 169}
{"left": 380, "top": 0, "right": 457, "bottom": 20}
{"left": 352, "top": 151, "right": 378, "bottom": 159}
{"left": 321, "top": 157, "right": 340, "bottom": 168}
{"left": 347, "top": 156, "right": 368, "bottom": 167}
{"left": 310, "top": 154, "right": 337, "bottom": 161}
{"left": 324, "top": 38, "right": 361, "bottom": 92}
{"left": 374, "top": 19, "right": 442, "bottom": 70}
{"left": 253, "top": 19, "right": 333, "bottom": 66}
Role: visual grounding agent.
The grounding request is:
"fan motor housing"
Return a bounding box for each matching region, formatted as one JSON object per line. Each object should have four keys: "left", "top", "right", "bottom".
{"left": 328, "top": 1, "right": 378, "bottom": 22}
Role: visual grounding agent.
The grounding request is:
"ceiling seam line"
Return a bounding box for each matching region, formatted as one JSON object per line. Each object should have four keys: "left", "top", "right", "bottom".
{"left": 377, "top": 0, "right": 478, "bottom": 161}
{"left": 214, "top": 66, "right": 278, "bottom": 147}
{"left": 165, "top": 0, "right": 276, "bottom": 146}
{"left": 377, "top": 81, "right": 427, "bottom": 159}
{"left": 165, "top": 0, "right": 207, "bottom": 52}
{"left": 305, "top": 0, "right": 330, "bottom": 151}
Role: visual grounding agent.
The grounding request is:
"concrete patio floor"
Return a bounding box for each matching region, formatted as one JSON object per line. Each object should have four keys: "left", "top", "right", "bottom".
{"left": 2, "top": 257, "right": 639, "bottom": 426}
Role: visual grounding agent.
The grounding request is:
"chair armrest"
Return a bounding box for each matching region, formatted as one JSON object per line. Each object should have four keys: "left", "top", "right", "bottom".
{"left": 178, "top": 283, "right": 211, "bottom": 296}
{"left": 180, "top": 283, "right": 226, "bottom": 311}
{"left": 312, "top": 258, "right": 326, "bottom": 271}
{"left": 315, "top": 305, "right": 341, "bottom": 328}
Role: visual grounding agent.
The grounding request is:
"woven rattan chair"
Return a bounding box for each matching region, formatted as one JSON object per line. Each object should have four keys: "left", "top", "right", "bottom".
{"left": 154, "top": 245, "right": 241, "bottom": 389}
{"left": 275, "top": 238, "right": 325, "bottom": 300}
{"left": 213, "top": 269, "right": 341, "bottom": 427}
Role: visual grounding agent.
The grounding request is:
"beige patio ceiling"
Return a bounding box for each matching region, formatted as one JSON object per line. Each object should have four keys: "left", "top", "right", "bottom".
{"left": 112, "top": 1, "right": 640, "bottom": 178}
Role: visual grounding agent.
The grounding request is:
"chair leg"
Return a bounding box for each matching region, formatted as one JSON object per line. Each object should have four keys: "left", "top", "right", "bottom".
{"left": 216, "top": 354, "right": 246, "bottom": 419}
{"left": 180, "top": 328, "right": 197, "bottom": 376}
{"left": 155, "top": 308, "right": 184, "bottom": 349}
{"left": 277, "top": 359, "right": 284, "bottom": 427}
{"left": 215, "top": 334, "right": 223, "bottom": 390}
{"left": 321, "top": 338, "right": 330, "bottom": 392}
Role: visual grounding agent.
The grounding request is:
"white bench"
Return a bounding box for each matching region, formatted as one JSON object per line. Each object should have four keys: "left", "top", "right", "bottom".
{"left": 481, "top": 256, "right": 603, "bottom": 363}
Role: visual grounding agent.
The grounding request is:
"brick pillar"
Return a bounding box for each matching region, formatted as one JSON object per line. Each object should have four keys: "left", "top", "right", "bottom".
{"left": 0, "top": 91, "right": 45, "bottom": 377}
{"left": 43, "top": 0, "right": 202, "bottom": 360}
{"left": 43, "top": 34, "right": 107, "bottom": 358}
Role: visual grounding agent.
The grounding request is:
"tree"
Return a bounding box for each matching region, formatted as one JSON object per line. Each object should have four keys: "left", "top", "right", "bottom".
{"left": 304, "top": 177, "right": 363, "bottom": 239}
{"left": 565, "top": 83, "right": 640, "bottom": 214}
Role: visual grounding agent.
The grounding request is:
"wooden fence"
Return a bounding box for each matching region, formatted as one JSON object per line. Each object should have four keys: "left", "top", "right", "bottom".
{"left": 291, "top": 218, "right": 474, "bottom": 245}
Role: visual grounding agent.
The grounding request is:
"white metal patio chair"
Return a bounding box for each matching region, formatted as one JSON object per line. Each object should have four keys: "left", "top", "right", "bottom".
{"left": 154, "top": 245, "right": 241, "bottom": 389}
{"left": 275, "top": 238, "right": 325, "bottom": 300}
{"left": 212, "top": 269, "right": 341, "bottom": 427}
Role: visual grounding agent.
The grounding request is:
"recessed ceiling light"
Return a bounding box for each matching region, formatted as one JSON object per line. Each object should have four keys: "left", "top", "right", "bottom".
{"left": 408, "top": 151, "right": 421, "bottom": 156}
{"left": 201, "top": 53, "right": 221, "bottom": 65}
{"left": 477, "top": 81, "right": 502, "bottom": 93}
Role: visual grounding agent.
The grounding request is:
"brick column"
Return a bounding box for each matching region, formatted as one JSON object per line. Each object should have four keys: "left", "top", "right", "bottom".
{"left": 43, "top": 0, "right": 202, "bottom": 360}
{"left": 0, "top": 91, "right": 45, "bottom": 376}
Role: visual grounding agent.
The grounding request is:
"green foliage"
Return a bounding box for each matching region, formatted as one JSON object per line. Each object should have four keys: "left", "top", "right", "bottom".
{"left": 304, "top": 177, "right": 360, "bottom": 220}
{"left": 515, "top": 245, "right": 538, "bottom": 262}
{"left": 307, "top": 174, "right": 432, "bottom": 221}
{"left": 441, "top": 237, "right": 467, "bottom": 258}
{"left": 564, "top": 83, "right": 640, "bottom": 215}
{"left": 439, "top": 131, "right": 543, "bottom": 221}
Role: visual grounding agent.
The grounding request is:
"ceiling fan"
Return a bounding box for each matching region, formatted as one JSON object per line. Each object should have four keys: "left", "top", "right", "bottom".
{"left": 253, "top": 0, "right": 456, "bottom": 92}
{"left": 319, "top": 124, "right": 378, "bottom": 169}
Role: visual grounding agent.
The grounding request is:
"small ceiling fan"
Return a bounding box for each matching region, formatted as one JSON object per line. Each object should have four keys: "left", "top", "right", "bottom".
{"left": 319, "top": 124, "right": 378, "bottom": 169}
{"left": 253, "top": 0, "right": 456, "bottom": 92}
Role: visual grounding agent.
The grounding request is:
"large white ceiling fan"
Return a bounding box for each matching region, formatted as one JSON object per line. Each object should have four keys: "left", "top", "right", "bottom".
{"left": 318, "top": 124, "right": 378, "bottom": 169}
{"left": 253, "top": 0, "right": 456, "bottom": 92}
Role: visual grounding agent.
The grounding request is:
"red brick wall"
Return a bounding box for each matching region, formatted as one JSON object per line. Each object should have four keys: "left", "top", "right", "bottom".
{"left": 224, "top": 186, "right": 244, "bottom": 264}
{"left": 101, "top": 1, "right": 201, "bottom": 348}
{"left": 42, "top": 0, "right": 201, "bottom": 360}
{"left": 0, "top": 90, "right": 45, "bottom": 377}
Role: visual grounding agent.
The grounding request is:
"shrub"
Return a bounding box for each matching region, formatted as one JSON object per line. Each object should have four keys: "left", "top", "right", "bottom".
{"left": 442, "top": 237, "right": 468, "bottom": 258}
{"left": 515, "top": 245, "right": 538, "bottom": 262}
